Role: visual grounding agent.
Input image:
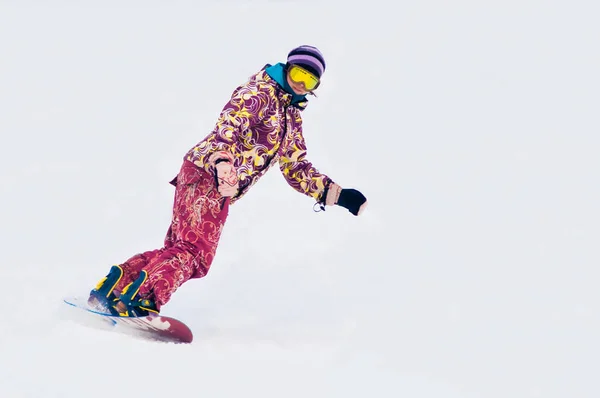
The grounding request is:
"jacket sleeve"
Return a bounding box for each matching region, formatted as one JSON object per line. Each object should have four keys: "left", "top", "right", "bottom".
{"left": 278, "top": 121, "right": 334, "bottom": 201}
{"left": 187, "top": 81, "right": 272, "bottom": 173}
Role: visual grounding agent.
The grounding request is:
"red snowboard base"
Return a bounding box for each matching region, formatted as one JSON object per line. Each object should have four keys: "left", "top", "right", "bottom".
{"left": 63, "top": 297, "right": 193, "bottom": 344}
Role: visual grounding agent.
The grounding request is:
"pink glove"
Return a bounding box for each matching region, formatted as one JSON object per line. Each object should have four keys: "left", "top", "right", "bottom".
{"left": 209, "top": 151, "right": 239, "bottom": 197}
{"left": 324, "top": 183, "right": 342, "bottom": 206}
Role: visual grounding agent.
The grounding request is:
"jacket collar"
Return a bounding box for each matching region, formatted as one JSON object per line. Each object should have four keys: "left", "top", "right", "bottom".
{"left": 260, "top": 64, "right": 308, "bottom": 110}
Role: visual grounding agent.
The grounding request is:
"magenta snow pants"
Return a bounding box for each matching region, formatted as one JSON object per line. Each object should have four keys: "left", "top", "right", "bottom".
{"left": 113, "top": 160, "right": 229, "bottom": 310}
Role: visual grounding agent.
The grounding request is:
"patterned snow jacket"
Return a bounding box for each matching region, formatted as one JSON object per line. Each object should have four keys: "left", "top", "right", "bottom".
{"left": 184, "top": 66, "right": 334, "bottom": 205}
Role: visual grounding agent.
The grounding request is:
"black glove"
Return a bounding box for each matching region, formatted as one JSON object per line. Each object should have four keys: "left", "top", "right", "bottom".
{"left": 337, "top": 188, "right": 367, "bottom": 216}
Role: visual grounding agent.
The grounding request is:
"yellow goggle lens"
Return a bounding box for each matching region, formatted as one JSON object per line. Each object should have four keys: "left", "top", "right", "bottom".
{"left": 288, "top": 65, "right": 320, "bottom": 91}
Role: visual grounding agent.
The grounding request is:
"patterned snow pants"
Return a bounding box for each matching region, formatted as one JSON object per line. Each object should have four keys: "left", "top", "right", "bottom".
{"left": 113, "top": 160, "right": 230, "bottom": 310}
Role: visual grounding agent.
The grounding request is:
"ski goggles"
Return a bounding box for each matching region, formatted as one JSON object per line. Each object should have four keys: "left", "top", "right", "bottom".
{"left": 288, "top": 65, "right": 320, "bottom": 91}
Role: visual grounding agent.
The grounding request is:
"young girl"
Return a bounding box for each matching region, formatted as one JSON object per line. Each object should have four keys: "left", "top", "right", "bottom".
{"left": 89, "top": 45, "right": 368, "bottom": 317}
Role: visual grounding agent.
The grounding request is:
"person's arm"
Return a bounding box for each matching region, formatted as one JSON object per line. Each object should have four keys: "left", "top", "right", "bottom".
{"left": 278, "top": 123, "right": 333, "bottom": 201}
{"left": 279, "top": 123, "right": 368, "bottom": 216}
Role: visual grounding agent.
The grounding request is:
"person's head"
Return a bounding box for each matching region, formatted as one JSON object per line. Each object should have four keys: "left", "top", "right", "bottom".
{"left": 285, "top": 45, "right": 326, "bottom": 95}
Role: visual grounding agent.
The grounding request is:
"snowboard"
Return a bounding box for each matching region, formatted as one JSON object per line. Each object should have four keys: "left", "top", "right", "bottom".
{"left": 63, "top": 296, "right": 193, "bottom": 344}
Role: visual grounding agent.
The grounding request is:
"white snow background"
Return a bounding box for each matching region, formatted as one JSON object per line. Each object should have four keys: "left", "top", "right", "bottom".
{"left": 1, "top": 1, "right": 599, "bottom": 397}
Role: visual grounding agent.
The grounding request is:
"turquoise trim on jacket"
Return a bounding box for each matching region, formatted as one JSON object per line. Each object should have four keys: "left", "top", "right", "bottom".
{"left": 265, "top": 63, "right": 307, "bottom": 105}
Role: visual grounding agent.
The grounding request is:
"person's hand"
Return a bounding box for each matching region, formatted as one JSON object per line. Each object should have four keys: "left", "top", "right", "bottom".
{"left": 214, "top": 161, "right": 238, "bottom": 197}
{"left": 209, "top": 151, "right": 239, "bottom": 197}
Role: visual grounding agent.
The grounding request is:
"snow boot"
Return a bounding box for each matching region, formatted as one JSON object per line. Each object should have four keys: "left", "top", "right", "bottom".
{"left": 114, "top": 270, "right": 159, "bottom": 317}
{"left": 88, "top": 265, "right": 123, "bottom": 311}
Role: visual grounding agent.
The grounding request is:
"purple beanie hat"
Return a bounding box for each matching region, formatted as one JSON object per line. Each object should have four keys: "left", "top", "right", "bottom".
{"left": 287, "top": 45, "right": 326, "bottom": 79}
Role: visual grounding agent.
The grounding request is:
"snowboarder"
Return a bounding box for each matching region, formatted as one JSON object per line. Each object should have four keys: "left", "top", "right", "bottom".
{"left": 89, "top": 45, "right": 368, "bottom": 317}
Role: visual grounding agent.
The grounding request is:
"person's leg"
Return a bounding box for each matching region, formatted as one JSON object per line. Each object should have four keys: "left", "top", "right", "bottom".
{"left": 138, "top": 167, "right": 229, "bottom": 309}
{"left": 89, "top": 175, "right": 178, "bottom": 307}
{"left": 117, "top": 161, "right": 229, "bottom": 313}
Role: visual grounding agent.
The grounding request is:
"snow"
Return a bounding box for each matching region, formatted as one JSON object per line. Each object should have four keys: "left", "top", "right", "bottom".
{"left": 1, "top": 1, "right": 599, "bottom": 397}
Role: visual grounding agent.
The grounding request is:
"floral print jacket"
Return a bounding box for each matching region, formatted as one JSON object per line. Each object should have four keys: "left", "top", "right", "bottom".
{"left": 185, "top": 66, "right": 334, "bottom": 204}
